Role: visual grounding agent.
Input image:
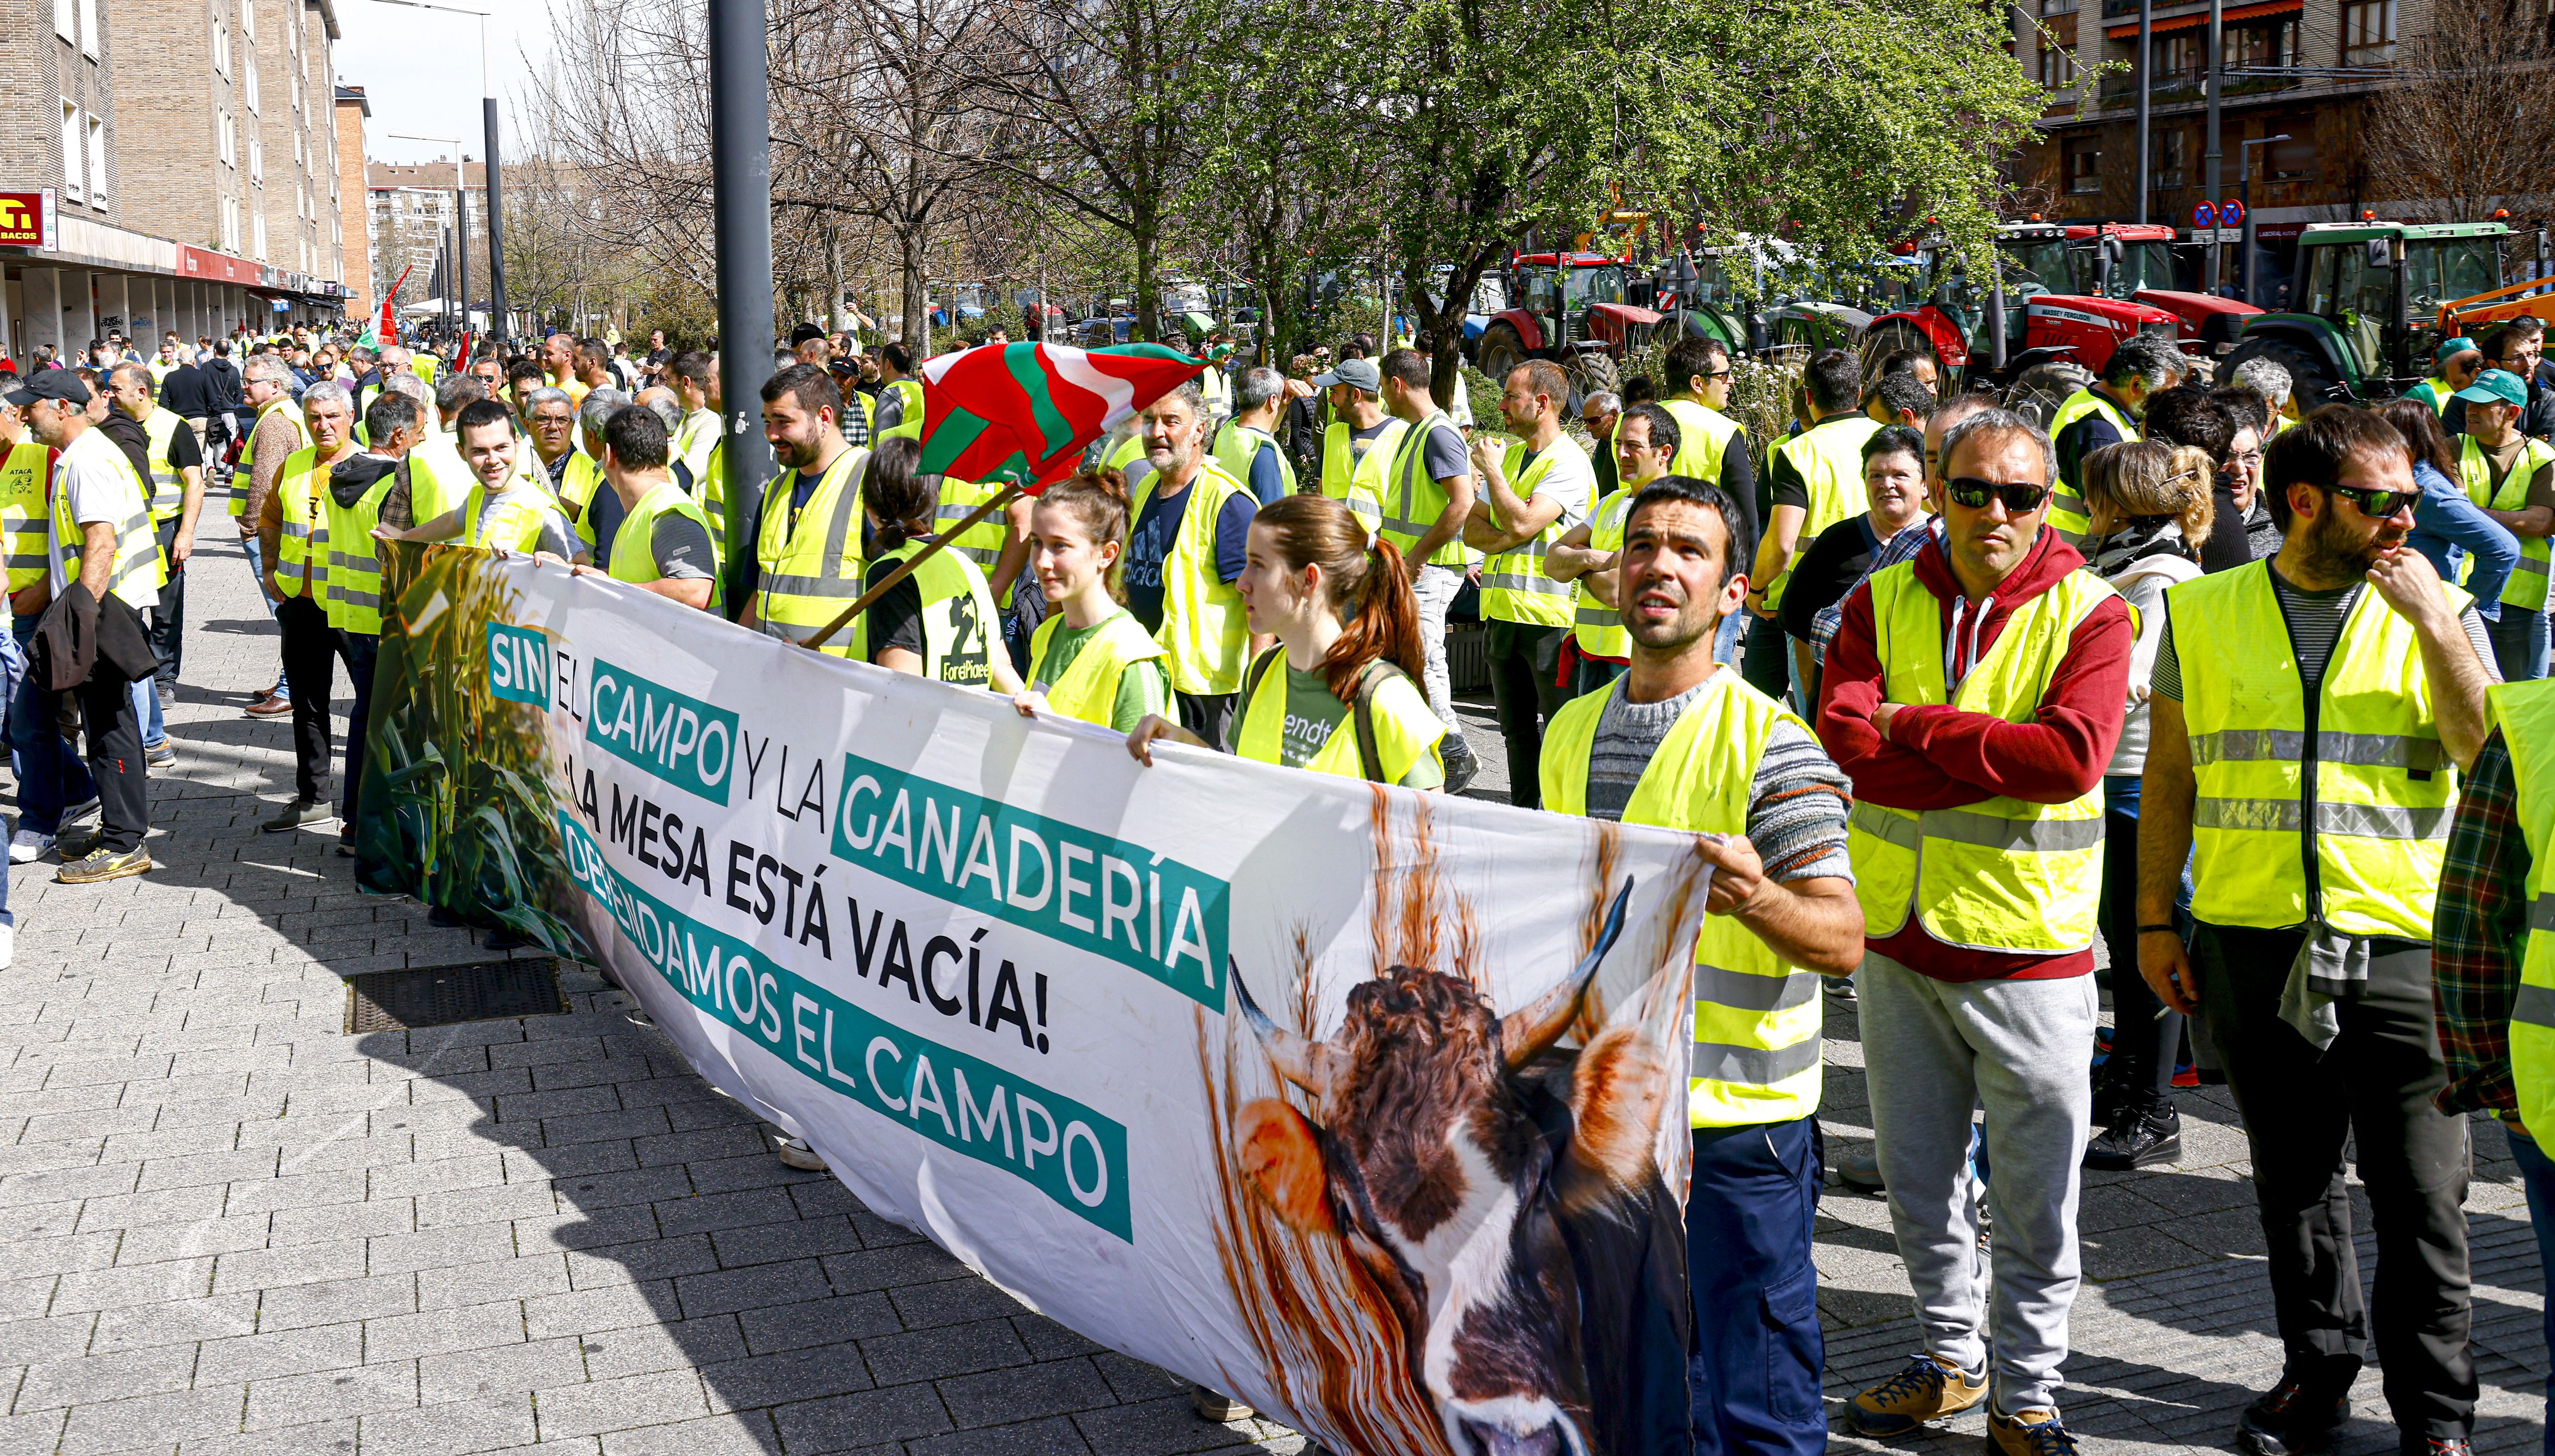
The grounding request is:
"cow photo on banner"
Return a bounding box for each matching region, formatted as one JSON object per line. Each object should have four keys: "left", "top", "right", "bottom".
{"left": 356, "top": 538, "right": 1716, "bottom": 1456}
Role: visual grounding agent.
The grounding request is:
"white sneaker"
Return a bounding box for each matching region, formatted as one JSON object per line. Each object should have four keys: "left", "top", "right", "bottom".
{"left": 62, "top": 797, "right": 98, "bottom": 822}
{"left": 9, "top": 829, "right": 54, "bottom": 864}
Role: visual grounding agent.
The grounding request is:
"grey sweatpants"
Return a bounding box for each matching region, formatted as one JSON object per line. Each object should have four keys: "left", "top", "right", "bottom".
{"left": 1411, "top": 562, "right": 1469, "bottom": 747}
{"left": 1861, "top": 951, "right": 2098, "bottom": 1415}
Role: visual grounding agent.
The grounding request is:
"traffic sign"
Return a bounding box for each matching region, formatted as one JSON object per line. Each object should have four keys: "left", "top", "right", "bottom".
{"left": 2194, "top": 202, "right": 2217, "bottom": 229}
{"left": 2221, "top": 199, "right": 2246, "bottom": 227}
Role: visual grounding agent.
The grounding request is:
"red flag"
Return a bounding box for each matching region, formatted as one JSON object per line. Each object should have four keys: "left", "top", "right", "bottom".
{"left": 362, "top": 264, "right": 413, "bottom": 352}
{"left": 914, "top": 342, "right": 1209, "bottom": 492}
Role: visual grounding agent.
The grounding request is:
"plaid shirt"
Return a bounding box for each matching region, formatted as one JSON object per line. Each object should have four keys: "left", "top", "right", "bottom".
{"left": 2434, "top": 728, "right": 2528, "bottom": 1117}
{"left": 1810, "top": 515, "right": 1941, "bottom": 659}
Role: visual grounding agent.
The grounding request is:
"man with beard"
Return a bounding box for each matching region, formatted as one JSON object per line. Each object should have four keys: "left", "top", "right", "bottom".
{"left": 1538, "top": 472, "right": 1861, "bottom": 1456}
{"left": 738, "top": 363, "right": 864, "bottom": 645}
{"left": 1120, "top": 380, "right": 1262, "bottom": 748}
{"left": 2139, "top": 406, "right": 2495, "bottom": 1456}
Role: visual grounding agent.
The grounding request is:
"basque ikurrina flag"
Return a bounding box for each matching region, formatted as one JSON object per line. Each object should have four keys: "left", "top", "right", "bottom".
{"left": 915, "top": 342, "right": 1210, "bottom": 491}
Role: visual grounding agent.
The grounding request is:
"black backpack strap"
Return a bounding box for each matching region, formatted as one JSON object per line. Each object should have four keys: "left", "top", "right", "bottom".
{"left": 1244, "top": 646, "right": 1285, "bottom": 705}
{"left": 1350, "top": 660, "right": 1412, "bottom": 784}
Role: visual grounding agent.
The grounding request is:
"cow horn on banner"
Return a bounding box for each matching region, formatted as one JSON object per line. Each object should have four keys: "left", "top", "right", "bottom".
{"left": 1501, "top": 877, "right": 1633, "bottom": 1069}
{"left": 1228, "top": 958, "right": 1334, "bottom": 1098}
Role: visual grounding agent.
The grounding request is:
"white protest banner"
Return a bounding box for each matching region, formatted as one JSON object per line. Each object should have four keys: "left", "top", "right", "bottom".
{"left": 358, "top": 544, "right": 1717, "bottom": 1456}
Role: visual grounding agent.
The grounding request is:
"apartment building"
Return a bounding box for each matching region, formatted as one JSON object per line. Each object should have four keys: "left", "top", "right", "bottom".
{"left": 367, "top": 158, "right": 484, "bottom": 316}
{"left": 0, "top": 0, "right": 352, "bottom": 365}
{"left": 336, "top": 83, "right": 373, "bottom": 319}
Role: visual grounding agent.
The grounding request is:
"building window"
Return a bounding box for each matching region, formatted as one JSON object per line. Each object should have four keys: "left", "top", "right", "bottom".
{"left": 250, "top": 137, "right": 263, "bottom": 183}
{"left": 2344, "top": 0, "right": 2395, "bottom": 62}
{"left": 240, "top": 0, "right": 253, "bottom": 40}
{"left": 223, "top": 198, "right": 240, "bottom": 253}
{"left": 2154, "top": 128, "right": 2189, "bottom": 188}
{"left": 88, "top": 113, "right": 107, "bottom": 208}
{"left": 77, "top": 0, "right": 97, "bottom": 56}
{"left": 2068, "top": 140, "right": 2104, "bottom": 194}
{"left": 2039, "top": 35, "right": 2075, "bottom": 87}
{"left": 253, "top": 213, "right": 267, "bottom": 261}
{"left": 246, "top": 60, "right": 260, "bottom": 114}
{"left": 2224, "top": 18, "right": 2296, "bottom": 69}
{"left": 60, "top": 101, "right": 85, "bottom": 204}
{"left": 219, "top": 112, "right": 236, "bottom": 167}
{"left": 2266, "top": 131, "right": 2319, "bottom": 181}
{"left": 213, "top": 21, "right": 229, "bottom": 76}
{"left": 54, "top": 0, "right": 73, "bottom": 43}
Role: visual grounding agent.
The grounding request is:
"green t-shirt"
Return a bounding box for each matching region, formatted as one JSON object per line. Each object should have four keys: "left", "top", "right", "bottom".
{"left": 1278, "top": 665, "right": 1445, "bottom": 789}
{"left": 1032, "top": 611, "right": 1171, "bottom": 732}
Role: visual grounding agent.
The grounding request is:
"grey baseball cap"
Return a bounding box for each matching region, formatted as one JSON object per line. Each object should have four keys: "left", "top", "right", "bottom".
{"left": 1310, "top": 358, "right": 1381, "bottom": 392}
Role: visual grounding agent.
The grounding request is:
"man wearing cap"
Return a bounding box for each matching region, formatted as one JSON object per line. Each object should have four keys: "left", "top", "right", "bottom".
{"left": 7, "top": 370, "right": 162, "bottom": 885}
{"left": 1313, "top": 358, "right": 1405, "bottom": 530}
{"left": 2453, "top": 368, "right": 2555, "bottom": 681}
{"left": 2446, "top": 324, "right": 2555, "bottom": 443}
{"left": 2409, "top": 338, "right": 2487, "bottom": 416}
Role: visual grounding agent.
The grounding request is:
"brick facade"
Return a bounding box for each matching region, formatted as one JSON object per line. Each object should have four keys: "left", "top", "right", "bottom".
{"left": 337, "top": 84, "right": 372, "bottom": 320}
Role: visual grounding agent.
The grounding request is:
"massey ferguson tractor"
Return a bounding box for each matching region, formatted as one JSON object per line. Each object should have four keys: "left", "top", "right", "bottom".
{"left": 1474, "top": 251, "right": 1663, "bottom": 401}
{"left": 1857, "top": 221, "right": 2194, "bottom": 425}
{"left": 2064, "top": 223, "right": 2263, "bottom": 357}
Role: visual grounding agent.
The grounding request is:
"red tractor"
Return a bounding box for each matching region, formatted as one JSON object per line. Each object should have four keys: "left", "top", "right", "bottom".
{"left": 1475, "top": 251, "right": 1664, "bottom": 401}
{"left": 1858, "top": 222, "right": 2189, "bottom": 425}
{"left": 2062, "top": 223, "right": 2263, "bottom": 358}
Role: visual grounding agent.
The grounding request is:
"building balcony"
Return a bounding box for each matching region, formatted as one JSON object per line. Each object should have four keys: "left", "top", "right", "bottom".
{"left": 2093, "top": 63, "right": 2305, "bottom": 107}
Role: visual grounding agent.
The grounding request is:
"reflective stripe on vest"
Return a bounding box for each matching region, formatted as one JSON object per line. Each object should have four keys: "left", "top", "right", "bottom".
{"left": 1571, "top": 486, "right": 1635, "bottom": 661}
{"left": 2491, "top": 679, "right": 2555, "bottom": 1136}
{"left": 2048, "top": 387, "right": 2138, "bottom": 547}
{"left": 851, "top": 538, "right": 1004, "bottom": 685}
{"left": 1320, "top": 418, "right": 1404, "bottom": 535}
{"left": 609, "top": 478, "right": 724, "bottom": 615}
{"left": 235, "top": 397, "right": 311, "bottom": 516}
{"left": 1481, "top": 435, "right": 1592, "bottom": 628}
{"left": 933, "top": 476, "right": 1013, "bottom": 606}
{"left": 271, "top": 447, "right": 329, "bottom": 597}
{"left": 52, "top": 430, "right": 166, "bottom": 609}
{"left": 1231, "top": 657, "right": 1444, "bottom": 783}
{"left": 1030, "top": 610, "right": 1167, "bottom": 728}
{"left": 1541, "top": 671, "right": 1825, "bottom": 1128}
{"left": 751, "top": 447, "right": 869, "bottom": 650}
{"left": 319, "top": 466, "right": 399, "bottom": 634}
{"left": 0, "top": 441, "right": 51, "bottom": 594}
{"left": 2459, "top": 433, "right": 2555, "bottom": 610}
{"left": 2174, "top": 559, "right": 2465, "bottom": 937}
{"left": 1847, "top": 560, "right": 2115, "bottom": 952}
{"left": 1130, "top": 461, "right": 1252, "bottom": 696}
{"left": 879, "top": 379, "right": 925, "bottom": 443}
{"left": 1377, "top": 410, "right": 1468, "bottom": 569}
{"left": 142, "top": 408, "right": 185, "bottom": 520}
{"left": 1764, "top": 414, "right": 1881, "bottom": 608}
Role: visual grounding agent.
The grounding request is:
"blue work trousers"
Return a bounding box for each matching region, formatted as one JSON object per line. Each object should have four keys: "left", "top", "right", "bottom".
{"left": 1688, "top": 1114, "right": 1826, "bottom": 1456}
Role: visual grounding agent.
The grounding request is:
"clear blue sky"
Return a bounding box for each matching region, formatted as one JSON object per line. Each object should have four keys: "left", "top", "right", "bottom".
{"left": 334, "top": 0, "right": 555, "bottom": 169}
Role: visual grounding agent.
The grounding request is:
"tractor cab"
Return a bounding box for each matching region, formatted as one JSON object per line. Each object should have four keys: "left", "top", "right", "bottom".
{"left": 1477, "top": 252, "right": 1663, "bottom": 397}
{"left": 2221, "top": 220, "right": 2508, "bottom": 404}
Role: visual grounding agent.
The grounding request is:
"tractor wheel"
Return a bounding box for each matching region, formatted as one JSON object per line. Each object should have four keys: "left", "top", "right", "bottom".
{"left": 1861, "top": 320, "right": 1946, "bottom": 396}
{"left": 1571, "top": 350, "right": 1622, "bottom": 402}
{"left": 2222, "top": 335, "right": 2342, "bottom": 409}
{"left": 1477, "top": 326, "right": 1525, "bottom": 386}
{"left": 2005, "top": 360, "right": 2094, "bottom": 431}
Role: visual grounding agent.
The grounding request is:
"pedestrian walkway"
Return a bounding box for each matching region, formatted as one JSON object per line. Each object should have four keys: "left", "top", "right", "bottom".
{"left": 0, "top": 528, "right": 2543, "bottom": 1456}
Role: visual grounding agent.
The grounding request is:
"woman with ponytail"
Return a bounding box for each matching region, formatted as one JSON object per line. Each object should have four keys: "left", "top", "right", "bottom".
{"left": 853, "top": 437, "right": 1024, "bottom": 691}
{"left": 1011, "top": 467, "right": 1172, "bottom": 730}
{"left": 1126, "top": 494, "right": 1446, "bottom": 787}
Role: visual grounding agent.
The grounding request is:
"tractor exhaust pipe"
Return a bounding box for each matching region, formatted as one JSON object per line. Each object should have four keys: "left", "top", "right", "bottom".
{"left": 1988, "top": 266, "right": 2008, "bottom": 377}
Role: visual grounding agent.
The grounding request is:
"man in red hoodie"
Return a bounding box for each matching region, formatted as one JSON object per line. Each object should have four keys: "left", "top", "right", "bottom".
{"left": 1818, "top": 407, "right": 2134, "bottom": 1456}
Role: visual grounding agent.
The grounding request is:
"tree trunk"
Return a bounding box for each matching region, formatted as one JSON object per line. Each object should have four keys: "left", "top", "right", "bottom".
{"left": 900, "top": 228, "right": 928, "bottom": 354}
{"left": 827, "top": 228, "right": 849, "bottom": 333}
{"left": 1132, "top": 208, "right": 1158, "bottom": 345}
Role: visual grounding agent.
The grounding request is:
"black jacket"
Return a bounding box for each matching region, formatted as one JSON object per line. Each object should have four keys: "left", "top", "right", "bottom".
{"left": 160, "top": 364, "right": 212, "bottom": 418}
{"left": 32, "top": 581, "right": 156, "bottom": 690}
{"left": 97, "top": 409, "right": 151, "bottom": 487}
{"left": 204, "top": 358, "right": 244, "bottom": 411}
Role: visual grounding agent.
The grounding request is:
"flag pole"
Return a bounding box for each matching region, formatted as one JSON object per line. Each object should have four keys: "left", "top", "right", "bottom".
{"left": 794, "top": 483, "right": 1026, "bottom": 653}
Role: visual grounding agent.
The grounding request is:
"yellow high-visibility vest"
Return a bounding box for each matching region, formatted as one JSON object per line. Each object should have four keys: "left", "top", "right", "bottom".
{"left": 2458, "top": 433, "right": 2555, "bottom": 610}
{"left": 460, "top": 480, "right": 558, "bottom": 553}
{"left": 879, "top": 378, "right": 925, "bottom": 443}
{"left": 1319, "top": 419, "right": 1403, "bottom": 534}
{"left": 1661, "top": 398, "right": 1741, "bottom": 483}
{"left": 850, "top": 537, "right": 1003, "bottom": 686}
{"left": 933, "top": 475, "right": 1013, "bottom": 606}
{"left": 2172, "top": 558, "right": 2466, "bottom": 938}
{"left": 1481, "top": 434, "right": 1593, "bottom": 629}
{"left": 1030, "top": 610, "right": 1167, "bottom": 728}
{"left": 1847, "top": 560, "right": 2115, "bottom": 951}
{"left": 1543, "top": 670, "right": 1825, "bottom": 1127}
{"left": 319, "top": 466, "right": 398, "bottom": 635}
{"left": 609, "top": 477, "right": 724, "bottom": 615}
{"left": 1764, "top": 414, "right": 1881, "bottom": 607}
{"left": 1211, "top": 420, "right": 1295, "bottom": 500}
{"left": 1129, "top": 460, "right": 1251, "bottom": 696}
{"left": 2489, "top": 678, "right": 2555, "bottom": 1134}
{"left": 1231, "top": 654, "right": 1444, "bottom": 784}
{"left": 673, "top": 407, "right": 720, "bottom": 484}
{"left": 1569, "top": 485, "right": 1636, "bottom": 661}
{"left": 750, "top": 447, "right": 869, "bottom": 651}
{"left": 2047, "top": 387, "right": 2138, "bottom": 547}
{"left": 1376, "top": 410, "right": 1470, "bottom": 568}
{"left": 51, "top": 430, "right": 166, "bottom": 610}
{"left": 234, "top": 396, "right": 311, "bottom": 517}
{"left": 1, "top": 440, "right": 53, "bottom": 594}
{"left": 270, "top": 446, "right": 330, "bottom": 598}
{"left": 140, "top": 408, "right": 188, "bottom": 522}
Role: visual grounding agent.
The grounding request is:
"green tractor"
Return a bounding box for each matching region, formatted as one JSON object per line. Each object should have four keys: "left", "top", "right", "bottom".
{"left": 2219, "top": 219, "right": 2510, "bottom": 404}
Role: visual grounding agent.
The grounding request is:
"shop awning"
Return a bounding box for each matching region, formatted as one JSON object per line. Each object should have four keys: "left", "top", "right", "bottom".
{"left": 2108, "top": 0, "right": 2298, "bottom": 39}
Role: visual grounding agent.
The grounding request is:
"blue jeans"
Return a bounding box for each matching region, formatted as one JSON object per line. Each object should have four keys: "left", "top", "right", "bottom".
{"left": 2508, "top": 1126, "right": 2555, "bottom": 1456}
{"left": 2488, "top": 604, "right": 2549, "bottom": 683}
{"left": 9, "top": 616, "right": 94, "bottom": 835}
{"left": 242, "top": 535, "right": 292, "bottom": 701}
{"left": 1688, "top": 1116, "right": 1826, "bottom": 1456}
{"left": 129, "top": 677, "right": 164, "bottom": 750}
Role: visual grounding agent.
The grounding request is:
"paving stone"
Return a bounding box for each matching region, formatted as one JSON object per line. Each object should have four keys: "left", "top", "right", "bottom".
{"left": 242, "top": 1362, "right": 421, "bottom": 1430}
{"left": 354, "top": 1396, "right": 533, "bottom": 1456}
{"left": 934, "top": 1358, "right": 1117, "bottom": 1429}
{"left": 525, "top": 1371, "right": 707, "bottom": 1442}
{"left": 194, "top": 1325, "right": 367, "bottom": 1385}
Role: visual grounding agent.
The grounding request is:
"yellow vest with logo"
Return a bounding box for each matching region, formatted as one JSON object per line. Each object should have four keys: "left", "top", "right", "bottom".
{"left": 1232, "top": 656, "right": 1444, "bottom": 783}
{"left": 1662, "top": 399, "right": 1741, "bottom": 483}
{"left": 235, "top": 396, "right": 312, "bottom": 517}
{"left": 1212, "top": 421, "right": 1296, "bottom": 500}
{"left": 933, "top": 475, "right": 1013, "bottom": 604}
{"left": 1764, "top": 414, "right": 1881, "bottom": 608}
{"left": 751, "top": 448, "right": 868, "bottom": 649}
{"left": 880, "top": 378, "right": 925, "bottom": 443}
{"left": 53, "top": 430, "right": 167, "bottom": 610}
{"left": 1543, "top": 672, "right": 1824, "bottom": 1126}
{"left": 270, "top": 446, "right": 330, "bottom": 598}
{"left": 1319, "top": 419, "right": 1404, "bottom": 534}
{"left": 1570, "top": 485, "right": 1637, "bottom": 661}
{"left": 140, "top": 408, "right": 187, "bottom": 521}
{"left": 2458, "top": 433, "right": 2555, "bottom": 610}
{"left": 2489, "top": 679, "right": 2555, "bottom": 1134}
{"left": 609, "top": 478, "right": 723, "bottom": 614}
{"left": 851, "top": 537, "right": 1004, "bottom": 685}
{"left": 1376, "top": 410, "right": 1469, "bottom": 568}
{"left": 1847, "top": 561, "right": 2114, "bottom": 950}
{"left": 319, "top": 465, "right": 399, "bottom": 634}
{"left": 1031, "top": 610, "right": 1167, "bottom": 727}
{"left": 1130, "top": 461, "right": 1251, "bottom": 696}
{"left": 1482, "top": 435, "right": 1591, "bottom": 628}
{"left": 2173, "top": 559, "right": 2466, "bottom": 938}
{"left": 1, "top": 441, "right": 52, "bottom": 594}
{"left": 2047, "top": 387, "right": 2138, "bottom": 548}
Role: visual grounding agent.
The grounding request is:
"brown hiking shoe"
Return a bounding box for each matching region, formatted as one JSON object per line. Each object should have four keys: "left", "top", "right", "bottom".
{"left": 1988, "top": 1407, "right": 2082, "bottom": 1456}
{"left": 1851, "top": 1353, "right": 1988, "bottom": 1436}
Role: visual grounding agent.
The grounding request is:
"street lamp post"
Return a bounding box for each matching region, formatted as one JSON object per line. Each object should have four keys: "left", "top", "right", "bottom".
{"left": 388, "top": 132, "right": 468, "bottom": 341}
{"left": 2202, "top": 0, "right": 2224, "bottom": 293}
{"left": 2135, "top": 0, "right": 2152, "bottom": 225}
{"left": 372, "top": 0, "right": 507, "bottom": 346}
{"left": 2238, "top": 134, "right": 2289, "bottom": 306}
{"left": 708, "top": 0, "right": 775, "bottom": 620}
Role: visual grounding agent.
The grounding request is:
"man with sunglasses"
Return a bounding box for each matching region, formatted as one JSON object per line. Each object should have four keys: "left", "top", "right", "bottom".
{"left": 2140, "top": 407, "right": 2496, "bottom": 1456}
{"left": 2049, "top": 333, "right": 2186, "bottom": 549}
{"left": 1820, "top": 410, "right": 2135, "bottom": 1456}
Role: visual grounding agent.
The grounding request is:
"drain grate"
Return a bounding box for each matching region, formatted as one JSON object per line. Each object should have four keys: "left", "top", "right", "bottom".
{"left": 345, "top": 958, "right": 568, "bottom": 1032}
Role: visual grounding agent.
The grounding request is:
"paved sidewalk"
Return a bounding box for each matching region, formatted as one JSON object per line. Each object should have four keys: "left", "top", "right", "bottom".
{"left": 0, "top": 524, "right": 2543, "bottom": 1456}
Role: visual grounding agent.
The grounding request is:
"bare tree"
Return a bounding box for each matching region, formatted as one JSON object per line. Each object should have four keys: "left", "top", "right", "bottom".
{"left": 2364, "top": 0, "right": 2555, "bottom": 225}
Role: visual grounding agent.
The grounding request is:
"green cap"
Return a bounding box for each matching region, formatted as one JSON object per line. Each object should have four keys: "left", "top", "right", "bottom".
{"left": 2437, "top": 336, "right": 2483, "bottom": 365}
{"left": 2455, "top": 369, "right": 2529, "bottom": 407}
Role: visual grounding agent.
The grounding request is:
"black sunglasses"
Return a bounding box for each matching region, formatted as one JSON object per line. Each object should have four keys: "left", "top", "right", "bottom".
{"left": 1944, "top": 476, "right": 2051, "bottom": 513}
{"left": 2317, "top": 483, "right": 2418, "bottom": 519}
